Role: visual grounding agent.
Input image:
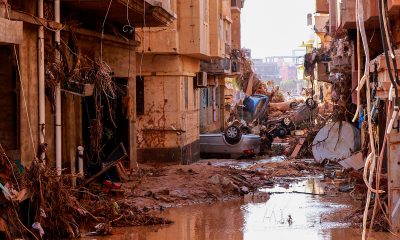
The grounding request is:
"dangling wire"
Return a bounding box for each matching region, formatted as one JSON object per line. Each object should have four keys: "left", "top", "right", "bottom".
{"left": 100, "top": 0, "right": 114, "bottom": 62}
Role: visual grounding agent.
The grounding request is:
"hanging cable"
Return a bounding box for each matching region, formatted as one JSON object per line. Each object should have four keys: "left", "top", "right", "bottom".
{"left": 355, "top": 0, "right": 378, "bottom": 239}
{"left": 352, "top": 1, "right": 362, "bottom": 123}
{"left": 353, "top": 0, "right": 371, "bottom": 122}
{"left": 382, "top": 0, "right": 400, "bottom": 133}
{"left": 100, "top": 0, "right": 113, "bottom": 62}
{"left": 379, "top": 0, "right": 399, "bottom": 108}
{"left": 361, "top": 0, "right": 400, "bottom": 238}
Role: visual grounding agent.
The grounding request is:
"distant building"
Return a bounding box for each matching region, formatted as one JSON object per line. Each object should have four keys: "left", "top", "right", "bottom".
{"left": 253, "top": 56, "right": 300, "bottom": 84}
{"left": 253, "top": 59, "right": 281, "bottom": 84}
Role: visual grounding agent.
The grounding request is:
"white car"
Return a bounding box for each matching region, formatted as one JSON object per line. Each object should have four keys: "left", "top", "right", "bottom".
{"left": 200, "top": 125, "right": 261, "bottom": 159}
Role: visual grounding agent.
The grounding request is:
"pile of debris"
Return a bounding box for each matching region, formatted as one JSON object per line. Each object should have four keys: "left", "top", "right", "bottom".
{"left": 0, "top": 146, "right": 171, "bottom": 239}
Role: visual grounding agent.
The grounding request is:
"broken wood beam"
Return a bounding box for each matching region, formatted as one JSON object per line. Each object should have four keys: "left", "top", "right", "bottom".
{"left": 290, "top": 138, "right": 306, "bottom": 159}
{"left": 80, "top": 160, "right": 121, "bottom": 188}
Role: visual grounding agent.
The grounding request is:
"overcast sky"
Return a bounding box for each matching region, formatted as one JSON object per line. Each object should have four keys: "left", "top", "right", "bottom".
{"left": 241, "top": 0, "right": 314, "bottom": 59}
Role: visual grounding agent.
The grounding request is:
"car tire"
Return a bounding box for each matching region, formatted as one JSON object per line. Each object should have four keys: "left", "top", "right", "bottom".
{"left": 289, "top": 102, "right": 298, "bottom": 109}
{"left": 306, "top": 98, "right": 317, "bottom": 109}
{"left": 282, "top": 117, "right": 292, "bottom": 127}
{"left": 224, "top": 125, "right": 242, "bottom": 145}
{"left": 275, "top": 127, "right": 287, "bottom": 139}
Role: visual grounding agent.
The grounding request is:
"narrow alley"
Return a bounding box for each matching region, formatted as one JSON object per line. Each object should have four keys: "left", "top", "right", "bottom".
{"left": 0, "top": 0, "right": 400, "bottom": 239}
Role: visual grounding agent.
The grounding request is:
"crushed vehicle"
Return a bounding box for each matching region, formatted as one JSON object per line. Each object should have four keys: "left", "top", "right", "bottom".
{"left": 200, "top": 125, "right": 261, "bottom": 159}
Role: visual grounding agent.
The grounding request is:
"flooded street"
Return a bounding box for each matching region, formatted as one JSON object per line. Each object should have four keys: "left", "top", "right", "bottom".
{"left": 84, "top": 178, "right": 396, "bottom": 240}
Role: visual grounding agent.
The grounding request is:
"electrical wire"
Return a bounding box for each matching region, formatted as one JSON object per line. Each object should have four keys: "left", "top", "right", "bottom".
{"left": 352, "top": 2, "right": 362, "bottom": 123}
{"left": 354, "top": 0, "right": 378, "bottom": 239}
{"left": 353, "top": 0, "right": 371, "bottom": 123}
{"left": 369, "top": 100, "right": 390, "bottom": 237}
{"left": 100, "top": 0, "right": 114, "bottom": 62}
{"left": 382, "top": 0, "right": 400, "bottom": 134}
{"left": 361, "top": 0, "right": 400, "bottom": 238}
{"left": 379, "top": 0, "right": 399, "bottom": 108}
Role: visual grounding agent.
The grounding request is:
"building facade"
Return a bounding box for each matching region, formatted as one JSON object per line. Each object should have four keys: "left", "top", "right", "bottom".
{"left": 136, "top": 0, "right": 245, "bottom": 163}
{"left": 0, "top": 0, "right": 174, "bottom": 172}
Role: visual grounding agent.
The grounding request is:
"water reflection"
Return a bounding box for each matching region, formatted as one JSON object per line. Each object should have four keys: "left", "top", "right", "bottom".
{"left": 86, "top": 178, "right": 395, "bottom": 240}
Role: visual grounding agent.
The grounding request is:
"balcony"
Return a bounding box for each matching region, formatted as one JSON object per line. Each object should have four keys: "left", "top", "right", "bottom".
{"left": 340, "top": 0, "right": 378, "bottom": 29}
{"left": 316, "top": 0, "right": 329, "bottom": 13}
{"left": 200, "top": 58, "right": 231, "bottom": 75}
{"left": 364, "top": 0, "right": 379, "bottom": 26}
{"left": 341, "top": 0, "right": 356, "bottom": 29}
{"left": 61, "top": 0, "right": 176, "bottom": 27}
{"left": 179, "top": 0, "right": 210, "bottom": 58}
{"left": 209, "top": 0, "right": 224, "bottom": 58}
{"left": 388, "top": 0, "right": 400, "bottom": 15}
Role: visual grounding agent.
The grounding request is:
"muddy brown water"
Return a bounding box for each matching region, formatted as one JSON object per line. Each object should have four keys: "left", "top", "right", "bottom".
{"left": 84, "top": 178, "right": 397, "bottom": 240}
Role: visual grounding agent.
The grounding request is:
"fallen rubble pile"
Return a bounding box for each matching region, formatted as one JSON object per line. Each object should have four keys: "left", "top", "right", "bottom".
{"left": 246, "top": 160, "right": 323, "bottom": 178}
{"left": 0, "top": 149, "right": 171, "bottom": 239}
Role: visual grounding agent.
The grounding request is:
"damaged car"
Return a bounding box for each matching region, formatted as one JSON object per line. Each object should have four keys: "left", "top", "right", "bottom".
{"left": 200, "top": 125, "right": 261, "bottom": 159}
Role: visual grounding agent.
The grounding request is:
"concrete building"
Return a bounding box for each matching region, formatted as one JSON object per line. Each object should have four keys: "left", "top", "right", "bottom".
{"left": 253, "top": 57, "right": 300, "bottom": 85}
{"left": 0, "top": 0, "right": 175, "bottom": 172}
{"left": 135, "top": 0, "right": 245, "bottom": 164}
{"left": 313, "top": 0, "right": 400, "bottom": 232}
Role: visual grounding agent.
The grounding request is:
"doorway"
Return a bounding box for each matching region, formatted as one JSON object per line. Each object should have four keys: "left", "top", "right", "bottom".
{"left": 0, "top": 46, "right": 19, "bottom": 154}
{"left": 82, "top": 78, "right": 129, "bottom": 166}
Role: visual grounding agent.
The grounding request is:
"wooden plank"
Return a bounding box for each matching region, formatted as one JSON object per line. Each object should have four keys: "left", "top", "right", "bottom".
{"left": 0, "top": 18, "right": 22, "bottom": 44}
{"left": 80, "top": 160, "right": 121, "bottom": 188}
{"left": 116, "top": 161, "right": 130, "bottom": 182}
{"left": 290, "top": 138, "right": 306, "bottom": 159}
{"left": 9, "top": 11, "right": 62, "bottom": 29}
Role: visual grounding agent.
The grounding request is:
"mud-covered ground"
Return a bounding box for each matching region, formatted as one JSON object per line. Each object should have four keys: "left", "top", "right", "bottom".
{"left": 119, "top": 157, "right": 324, "bottom": 212}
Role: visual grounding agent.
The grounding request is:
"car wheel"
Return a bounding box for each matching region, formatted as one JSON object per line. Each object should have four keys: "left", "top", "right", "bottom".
{"left": 289, "top": 102, "right": 299, "bottom": 109}
{"left": 224, "top": 125, "right": 242, "bottom": 145}
{"left": 275, "top": 127, "right": 287, "bottom": 138}
{"left": 282, "top": 117, "right": 292, "bottom": 127}
{"left": 306, "top": 98, "right": 317, "bottom": 109}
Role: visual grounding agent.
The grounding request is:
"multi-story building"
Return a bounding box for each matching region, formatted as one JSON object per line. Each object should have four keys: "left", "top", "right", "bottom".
{"left": 0, "top": 0, "right": 175, "bottom": 172}
{"left": 135, "top": 0, "right": 245, "bottom": 163}
{"left": 313, "top": 0, "right": 400, "bottom": 232}
{"left": 0, "top": 0, "right": 246, "bottom": 173}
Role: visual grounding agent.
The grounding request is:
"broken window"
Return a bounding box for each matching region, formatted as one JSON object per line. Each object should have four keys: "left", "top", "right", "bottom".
{"left": 136, "top": 76, "right": 144, "bottom": 116}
